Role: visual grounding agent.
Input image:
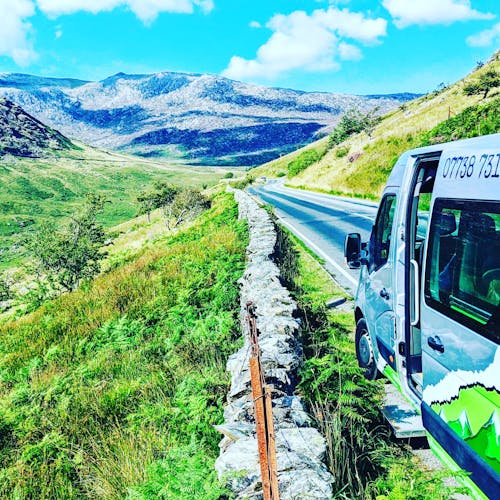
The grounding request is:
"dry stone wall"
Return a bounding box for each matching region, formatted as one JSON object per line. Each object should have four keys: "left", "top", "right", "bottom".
{"left": 215, "top": 189, "right": 333, "bottom": 499}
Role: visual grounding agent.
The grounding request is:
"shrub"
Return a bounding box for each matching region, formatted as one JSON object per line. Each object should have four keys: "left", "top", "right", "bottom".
{"left": 335, "top": 146, "right": 350, "bottom": 158}
{"left": 287, "top": 150, "right": 321, "bottom": 178}
{"left": 463, "top": 69, "right": 500, "bottom": 99}
{"left": 328, "top": 108, "right": 381, "bottom": 149}
{"left": 229, "top": 176, "right": 255, "bottom": 189}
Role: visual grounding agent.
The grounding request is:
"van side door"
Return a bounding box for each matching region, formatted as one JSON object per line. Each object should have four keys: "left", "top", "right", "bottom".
{"left": 364, "top": 193, "right": 398, "bottom": 370}
{"left": 421, "top": 198, "right": 500, "bottom": 499}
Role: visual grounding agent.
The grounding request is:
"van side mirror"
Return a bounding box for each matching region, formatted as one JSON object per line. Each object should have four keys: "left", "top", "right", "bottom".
{"left": 345, "top": 233, "right": 362, "bottom": 269}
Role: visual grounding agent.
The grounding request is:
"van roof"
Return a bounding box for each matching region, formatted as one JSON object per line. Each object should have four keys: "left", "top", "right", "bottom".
{"left": 386, "top": 133, "right": 500, "bottom": 188}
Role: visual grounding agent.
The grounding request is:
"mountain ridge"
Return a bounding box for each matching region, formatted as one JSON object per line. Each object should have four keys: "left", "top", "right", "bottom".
{"left": 0, "top": 97, "right": 74, "bottom": 158}
{"left": 0, "top": 71, "right": 418, "bottom": 165}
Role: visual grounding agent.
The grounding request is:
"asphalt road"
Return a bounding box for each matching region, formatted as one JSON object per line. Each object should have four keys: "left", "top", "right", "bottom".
{"left": 248, "top": 182, "right": 379, "bottom": 295}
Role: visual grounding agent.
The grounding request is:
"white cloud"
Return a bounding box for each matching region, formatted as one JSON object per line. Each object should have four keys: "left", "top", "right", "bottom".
{"left": 467, "top": 22, "right": 500, "bottom": 46}
{"left": 317, "top": 8, "right": 388, "bottom": 43}
{"left": 0, "top": 0, "right": 213, "bottom": 67}
{"left": 36, "top": 0, "right": 214, "bottom": 24}
{"left": 222, "top": 7, "right": 386, "bottom": 81}
{"left": 338, "top": 42, "right": 362, "bottom": 61}
{"left": 382, "top": 0, "right": 494, "bottom": 28}
{"left": 0, "top": 0, "right": 37, "bottom": 66}
{"left": 249, "top": 21, "right": 262, "bottom": 29}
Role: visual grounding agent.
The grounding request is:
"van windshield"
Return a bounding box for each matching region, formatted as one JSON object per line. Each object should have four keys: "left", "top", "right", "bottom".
{"left": 424, "top": 199, "right": 500, "bottom": 344}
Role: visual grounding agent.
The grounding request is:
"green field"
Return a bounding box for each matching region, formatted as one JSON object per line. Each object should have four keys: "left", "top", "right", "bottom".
{"left": 0, "top": 146, "right": 241, "bottom": 269}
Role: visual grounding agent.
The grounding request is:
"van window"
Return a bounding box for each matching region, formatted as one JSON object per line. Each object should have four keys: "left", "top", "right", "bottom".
{"left": 424, "top": 199, "right": 500, "bottom": 344}
{"left": 370, "top": 194, "right": 396, "bottom": 272}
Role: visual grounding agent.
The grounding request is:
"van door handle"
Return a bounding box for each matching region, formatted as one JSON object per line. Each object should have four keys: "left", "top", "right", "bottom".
{"left": 380, "top": 288, "right": 390, "bottom": 300}
{"left": 428, "top": 336, "right": 445, "bottom": 353}
{"left": 410, "top": 259, "right": 420, "bottom": 326}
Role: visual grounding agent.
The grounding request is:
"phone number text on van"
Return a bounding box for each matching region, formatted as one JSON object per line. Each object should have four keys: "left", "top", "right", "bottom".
{"left": 441, "top": 153, "right": 500, "bottom": 180}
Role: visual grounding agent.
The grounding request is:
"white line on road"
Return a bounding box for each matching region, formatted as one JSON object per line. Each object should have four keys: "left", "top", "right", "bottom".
{"left": 274, "top": 213, "right": 358, "bottom": 288}
{"left": 266, "top": 186, "right": 377, "bottom": 222}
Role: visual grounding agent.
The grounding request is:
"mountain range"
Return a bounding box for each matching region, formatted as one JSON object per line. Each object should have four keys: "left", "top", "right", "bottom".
{"left": 0, "top": 72, "right": 417, "bottom": 165}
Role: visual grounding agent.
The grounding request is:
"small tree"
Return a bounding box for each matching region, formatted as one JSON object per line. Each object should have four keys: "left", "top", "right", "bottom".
{"left": 137, "top": 182, "right": 180, "bottom": 226}
{"left": 464, "top": 69, "right": 500, "bottom": 99}
{"left": 137, "top": 183, "right": 209, "bottom": 230}
{"left": 328, "top": 108, "right": 381, "bottom": 149}
{"left": 164, "top": 189, "right": 210, "bottom": 230}
{"left": 26, "top": 194, "right": 107, "bottom": 293}
{"left": 137, "top": 192, "right": 156, "bottom": 223}
{"left": 154, "top": 183, "right": 180, "bottom": 225}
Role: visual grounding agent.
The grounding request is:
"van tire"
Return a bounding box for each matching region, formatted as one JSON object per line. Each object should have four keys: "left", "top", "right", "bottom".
{"left": 355, "top": 318, "right": 379, "bottom": 380}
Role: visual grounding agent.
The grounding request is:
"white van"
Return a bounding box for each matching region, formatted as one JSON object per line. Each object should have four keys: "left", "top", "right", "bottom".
{"left": 345, "top": 133, "right": 500, "bottom": 499}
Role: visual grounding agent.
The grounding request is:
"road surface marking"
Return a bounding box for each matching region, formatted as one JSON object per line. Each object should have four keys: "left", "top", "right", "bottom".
{"left": 274, "top": 213, "right": 358, "bottom": 288}
{"left": 264, "top": 186, "right": 376, "bottom": 222}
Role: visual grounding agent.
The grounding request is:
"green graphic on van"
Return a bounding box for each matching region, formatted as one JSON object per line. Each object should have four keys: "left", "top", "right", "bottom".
{"left": 431, "top": 385, "right": 500, "bottom": 474}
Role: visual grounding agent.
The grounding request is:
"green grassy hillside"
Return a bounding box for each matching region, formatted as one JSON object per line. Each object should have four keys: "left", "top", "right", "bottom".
{"left": 250, "top": 51, "right": 500, "bottom": 198}
{"left": 0, "top": 193, "right": 247, "bottom": 498}
{"left": 0, "top": 145, "right": 240, "bottom": 269}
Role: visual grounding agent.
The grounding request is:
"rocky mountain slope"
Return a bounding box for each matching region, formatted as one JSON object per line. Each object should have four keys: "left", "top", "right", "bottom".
{"left": 251, "top": 52, "right": 500, "bottom": 196}
{"left": 0, "top": 72, "right": 417, "bottom": 165}
{"left": 0, "top": 97, "right": 74, "bottom": 158}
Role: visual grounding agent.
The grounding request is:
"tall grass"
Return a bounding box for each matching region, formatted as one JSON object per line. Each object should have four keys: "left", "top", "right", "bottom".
{"left": 0, "top": 193, "right": 247, "bottom": 499}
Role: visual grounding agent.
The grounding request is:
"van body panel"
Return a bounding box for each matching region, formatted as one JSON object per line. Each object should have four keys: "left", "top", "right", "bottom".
{"left": 364, "top": 262, "right": 395, "bottom": 364}
{"left": 419, "top": 140, "right": 500, "bottom": 485}
{"left": 422, "top": 402, "right": 500, "bottom": 500}
{"left": 351, "top": 133, "right": 500, "bottom": 498}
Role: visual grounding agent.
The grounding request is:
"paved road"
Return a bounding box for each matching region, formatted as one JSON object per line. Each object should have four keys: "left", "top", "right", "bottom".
{"left": 248, "top": 182, "right": 378, "bottom": 294}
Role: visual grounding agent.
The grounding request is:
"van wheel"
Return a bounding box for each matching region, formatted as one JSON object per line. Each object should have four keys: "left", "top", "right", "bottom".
{"left": 355, "top": 318, "right": 379, "bottom": 380}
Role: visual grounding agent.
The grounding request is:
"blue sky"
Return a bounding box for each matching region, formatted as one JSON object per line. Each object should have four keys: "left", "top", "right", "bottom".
{"left": 0, "top": 0, "right": 499, "bottom": 94}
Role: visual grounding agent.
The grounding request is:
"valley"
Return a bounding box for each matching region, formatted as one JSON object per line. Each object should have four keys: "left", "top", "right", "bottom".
{"left": 0, "top": 143, "right": 239, "bottom": 269}
{"left": 0, "top": 39, "right": 498, "bottom": 500}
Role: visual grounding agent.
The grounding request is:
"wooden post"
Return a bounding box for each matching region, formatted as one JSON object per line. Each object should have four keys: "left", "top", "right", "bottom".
{"left": 250, "top": 357, "right": 272, "bottom": 500}
{"left": 264, "top": 385, "right": 280, "bottom": 500}
{"left": 246, "top": 302, "right": 280, "bottom": 500}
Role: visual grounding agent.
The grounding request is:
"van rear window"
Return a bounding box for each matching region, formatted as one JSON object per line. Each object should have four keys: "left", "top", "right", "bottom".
{"left": 424, "top": 199, "right": 500, "bottom": 344}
